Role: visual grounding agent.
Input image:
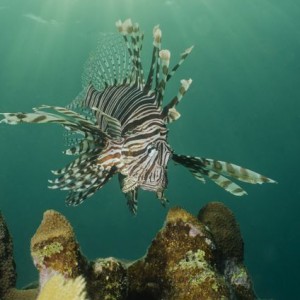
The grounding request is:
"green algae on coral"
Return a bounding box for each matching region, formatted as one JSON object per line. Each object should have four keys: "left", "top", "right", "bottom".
{"left": 32, "top": 241, "right": 64, "bottom": 263}
{"left": 169, "top": 249, "right": 229, "bottom": 299}
{"left": 177, "top": 249, "right": 220, "bottom": 290}
{"left": 128, "top": 207, "right": 231, "bottom": 300}
{"left": 31, "top": 210, "right": 87, "bottom": 282}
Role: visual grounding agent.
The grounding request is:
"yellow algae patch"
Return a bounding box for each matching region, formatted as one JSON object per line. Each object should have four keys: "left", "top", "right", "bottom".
{"left": 33, "top": 241, "right": 64, "bottom": 263}
{"left": 37, "top": 274, "right": 87, "bottom": 300}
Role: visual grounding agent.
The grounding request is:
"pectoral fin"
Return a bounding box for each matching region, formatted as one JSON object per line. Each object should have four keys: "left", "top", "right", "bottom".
{"left": 172, "top": 153, "right": 276, "bottom": 196}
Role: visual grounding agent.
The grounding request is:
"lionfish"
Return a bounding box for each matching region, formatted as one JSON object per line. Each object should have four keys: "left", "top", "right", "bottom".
{"left": 0, "top": 19, "right": 276, "bottom": 214}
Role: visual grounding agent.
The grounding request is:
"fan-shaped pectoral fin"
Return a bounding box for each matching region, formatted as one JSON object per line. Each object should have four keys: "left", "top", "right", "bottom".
{"left": 172, "top": 152, "right": 276, "bottom": 196}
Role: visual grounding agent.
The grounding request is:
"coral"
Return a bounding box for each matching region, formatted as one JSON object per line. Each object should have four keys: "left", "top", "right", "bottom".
{"left": 1, "top": 203, "right": 260, "bottom": 300}
{"left": 87, "top": 257, "right": 128, "bottom": 300}
{"left": 198, "top": 202, "right": 256, "bottom": 299}
{"left": 198, "top": 201, "right": 244, "bottom": 264}
{"left": 30, "top": 210, "right": 88, "bottom": 288}
{"left": 128, "top": 207, "right": 230, "bottom": 300}
{"left": 0, "top": 211, "right": 37, "bottom": 300}
{"left": 0, "top": 211, "right": 17, "bottom": 299}
{"left": 36, "top": 274, "right": 87, "bottom": 300}
{"left": 168, "top": 248, "right": 229, "bottom": 300}
{"left": 224, "top": 259, "right": 257, "bottom": 300}
{"left": 30, "top": 210, "right": 128, "bottom": 300}
{"left": 4, "top": 288, "right": 38, "bottom": 300}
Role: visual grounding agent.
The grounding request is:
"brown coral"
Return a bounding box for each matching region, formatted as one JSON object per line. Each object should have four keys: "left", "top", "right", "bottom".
{"left": 0, "top": 211, "right": 17, "bottom": 299}
{"left": 4, "top": 288, "right": 38, "bottom": 300}
{"left": 30, "top": 210, "right": 87, "bottom": 287}
{"left": 128, "top": 207, "right": 230, "bottom": 300}
{"left": 87, "top": 257, "right": 128, "bottom": 300}
{"left": 198, "top": 201, "right": 244, "bottom": 263}
{"left": 31, "top": 210, "right": 129, "bottom": 300}
{"left": 0, "top": 211, "right": 38, "bottom": 300}
{"left": 198, "top": 201, "right": 256, "bottom": 299}
{"left": 0, "top": 204, "right": 260, "bottom": 300}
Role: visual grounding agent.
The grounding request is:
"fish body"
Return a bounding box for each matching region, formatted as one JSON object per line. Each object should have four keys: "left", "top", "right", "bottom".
{"left": 85, "top": 83, "right": 170, "bottom": 191}
{"left": 0, "top": 19, "right": 276, "bottom": 213}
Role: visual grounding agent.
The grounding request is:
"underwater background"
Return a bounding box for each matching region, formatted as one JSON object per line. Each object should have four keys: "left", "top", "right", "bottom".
{"left": 0, "top": 0, "right": 299, "bottom": 299}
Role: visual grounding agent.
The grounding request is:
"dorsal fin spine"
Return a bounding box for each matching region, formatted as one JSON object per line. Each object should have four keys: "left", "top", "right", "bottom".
{"left": 157, "top": 49, "right": 171, "bottom": 107}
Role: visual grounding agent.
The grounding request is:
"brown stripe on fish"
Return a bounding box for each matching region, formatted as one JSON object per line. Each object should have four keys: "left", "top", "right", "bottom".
{"left": 226, "top": 162, "right": 236, "bottom": 175}
{"left": 32, "top": 115, "right": 48, "bottom": 123}
{"left": 213, "top": 160, "right": 223, "bottom": 171}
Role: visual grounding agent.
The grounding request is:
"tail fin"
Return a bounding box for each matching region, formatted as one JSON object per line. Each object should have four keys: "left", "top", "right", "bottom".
{"left": 172, "top": 153, "right": 276, "bottom": 196}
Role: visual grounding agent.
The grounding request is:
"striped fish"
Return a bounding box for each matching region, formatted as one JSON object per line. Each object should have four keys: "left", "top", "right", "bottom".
{"left": 0, "top": 19, "right": 276, "bottom": 214}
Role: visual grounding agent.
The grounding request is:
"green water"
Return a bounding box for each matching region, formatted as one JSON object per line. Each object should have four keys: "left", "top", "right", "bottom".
{"left": 0, "top": 0, "right": 299, "bottom": 298}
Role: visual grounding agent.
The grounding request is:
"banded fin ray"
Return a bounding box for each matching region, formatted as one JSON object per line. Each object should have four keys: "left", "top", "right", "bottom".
{"left": 49, "top": 148, "right": 117, "bottom": 205}
{"left": 162, "top": 78, "right": 193, "bottom": 123}
{"left": 125, "top": 189, "right": 138, "bottom": 215}
{"left": 51, "top": 148, "right": 103, "bottom": 176}
{"left": 0, "top": 104, "right": 117, "bottom": 206}
{"left": 172, "top": 153, "right": 275, "bottom": 196}
{"left": 0, "top": 105, "right": 108, "bottom": 140}
{"left": 204, "top": 158, "right": 277, "bottom": 184}
{"left": 206, "top": 170, "right": 247, "bottom": 196}
{"left": 83, "top": 19, "right": 193, "bottom": 129}
{"left": 33, "top": 105, "right": 108, "bottom": 137}
{"left": 49, "top": 165, "right": 108, "bottom": 195}
{"left": 63, "top": 135, "right": 101, "bottom": 156}
{"left": 49, "top": 157, "right": 102, "bottom": 190}
{"left": 167, "top": 46, "right": 194, "bottom": 82}
{"left": 65, "top": 167, "right": 116, "bottom": 206}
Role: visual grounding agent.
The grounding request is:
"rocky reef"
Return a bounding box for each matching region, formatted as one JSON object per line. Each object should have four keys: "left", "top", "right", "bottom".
{"left": 0, "top": 212, "right": 16, "bottom": 298}
{"left": 0, "top": 202, "right": 258, "bottom": 300}
{"left": 0, "top": 211, "right": 37, "bottom": 300}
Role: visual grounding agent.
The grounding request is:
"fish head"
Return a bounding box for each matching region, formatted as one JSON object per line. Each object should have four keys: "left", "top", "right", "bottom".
{"left": 120, "top": 139, "right": 171, "bottom": 199}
